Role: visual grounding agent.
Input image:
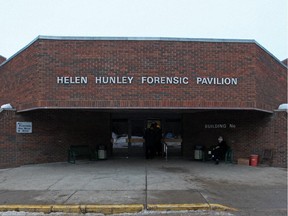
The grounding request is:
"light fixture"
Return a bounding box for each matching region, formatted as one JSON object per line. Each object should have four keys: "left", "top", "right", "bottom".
{"left": 0, "top": 103, "right": 13, "bottom": 109}
{"left": 278, "top": 103, "right": 288, "bottom": 110}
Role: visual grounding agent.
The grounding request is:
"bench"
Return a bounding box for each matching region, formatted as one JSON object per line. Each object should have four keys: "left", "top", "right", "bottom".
{"left": 225, "top": 148, "right": 233, "bottom": 163}
{"left": 202, "top": 148, "right": 233, "bottom": 163}
{"left": 67, "top": 145, "right": 96, "bottom": 164}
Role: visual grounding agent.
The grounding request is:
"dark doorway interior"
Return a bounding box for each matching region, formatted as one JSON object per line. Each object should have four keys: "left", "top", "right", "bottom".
{"left": 111, "top": 112, "right": 182, "bottom": 158}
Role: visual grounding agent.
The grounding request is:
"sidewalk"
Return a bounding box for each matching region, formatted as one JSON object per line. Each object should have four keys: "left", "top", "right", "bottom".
{"left": 0, "top": 158, "right": 286, "bottom": 215}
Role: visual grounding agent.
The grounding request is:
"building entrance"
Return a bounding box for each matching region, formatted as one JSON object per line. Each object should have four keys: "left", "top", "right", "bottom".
{"left": 111, "top": 112, "right": 182, "bottom": 158}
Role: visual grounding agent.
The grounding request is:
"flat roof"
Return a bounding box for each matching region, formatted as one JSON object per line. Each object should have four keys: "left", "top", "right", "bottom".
{"left": 0, "top": 35, "right": 286, "bottom": 68}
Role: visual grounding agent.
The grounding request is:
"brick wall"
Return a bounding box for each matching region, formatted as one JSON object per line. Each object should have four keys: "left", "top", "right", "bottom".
{"left": 0, "top": 38, "right": 287, "bottom": 168}
{"left": 0, "top": 110, "right": 111, "bottom": 168}
{"left": 273, "top": 111, "right": 287, "bottom": 167}
{"left": 0, "top": 38, "right": 286, "bottom": 112}
{"left": 0, "top": 55, "right": 6, "bottom": 64}
{"left": 255, "top": 46, "right": 287, "bottom": 110}
{"left": 0, "top": 42, "right": 41, "bottom": 110}
{"left": 0, "top": 110, "right": 17, "bottom": 168}
{"left": 182, "top": 110, "right": 287, "bottom": 167}
{"left": 0, "top": 109, "right": 286, "bottom": 168}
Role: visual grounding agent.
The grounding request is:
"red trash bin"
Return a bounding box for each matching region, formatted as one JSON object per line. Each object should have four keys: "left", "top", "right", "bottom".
{"left": 249, "top": 154, "right": 259, "bottom": 166}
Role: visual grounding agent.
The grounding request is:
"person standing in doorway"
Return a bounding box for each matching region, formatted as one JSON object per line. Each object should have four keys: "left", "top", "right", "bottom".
{"left": 154, "top": 123, "right": 162, "bottom": 156}
{"left": 144, "top": 123, "right": 156, "bottom": 159}
{"left": 212, "top": 136, "right": 228, "bottom": 164}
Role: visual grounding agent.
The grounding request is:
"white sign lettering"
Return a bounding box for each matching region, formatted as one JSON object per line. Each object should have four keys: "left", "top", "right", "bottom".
{"left": 196, "top": 77, "right": 238, "bottom": 85}
{"left": 57, "top": 76, "right": 88, "bottom": 84}
{"left": 141, "top": 76, "right": 189, "bottom": 85}
{"left": 95, "top": 76, "right": 133, "bottom": 84}
{"left": 56, "top": 75, "right": 239, "bottom": 86}
{"left": 205, "top": 124, "right": 236, "bottom": 129}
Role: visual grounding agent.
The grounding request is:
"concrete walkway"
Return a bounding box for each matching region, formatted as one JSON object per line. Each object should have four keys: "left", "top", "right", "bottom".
{"left": 0, "top": 158, "right": 286, "bottom": 215}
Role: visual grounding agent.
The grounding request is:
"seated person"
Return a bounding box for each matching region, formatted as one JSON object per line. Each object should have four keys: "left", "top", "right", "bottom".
{"left": 211, "top": 136, "right": 228, "bottom": 164}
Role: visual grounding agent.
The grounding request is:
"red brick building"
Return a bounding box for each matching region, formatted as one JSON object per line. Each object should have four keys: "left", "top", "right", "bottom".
{"left": 0, "top": 55, "right": 6, "bottom": 64}
{"left": 0, "top": 36, "right": 287, "bottom": 168}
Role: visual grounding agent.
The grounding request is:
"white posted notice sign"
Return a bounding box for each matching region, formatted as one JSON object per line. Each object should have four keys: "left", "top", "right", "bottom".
{"left": 16, "top": 122, "right": 32, "bottom": 133}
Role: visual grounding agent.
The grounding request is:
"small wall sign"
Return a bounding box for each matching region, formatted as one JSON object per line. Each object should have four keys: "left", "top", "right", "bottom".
{"left": 16, "top": 122, "right": 32, "bottom": 133}
{"left": 204, "top": 123, "right": 236, "bottom": 129}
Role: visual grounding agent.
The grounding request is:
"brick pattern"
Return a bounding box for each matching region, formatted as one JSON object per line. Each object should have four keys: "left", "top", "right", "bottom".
{"left": 0, "top": 110, "right": 111, "bottom": 168}
{"left": 0, "top": 39, "right": 286, "bottom": 112}
{"left": 0, "top": 42, "right": 41, "bottom": 110}
{"left": 0, "top": 55, "right": 6, "bottom": 64}
{"left": 182, "top": 110, "right": 287, "bottom": 167}
{"left": 0, "top": 39, "right": 287, "bottom": 168}
{"left": 255, "top": 46, "right": 287, "bottom": 111}
{"left": 273, "top": 111, "right": 287, "bottom": 167}
{"left": 0, "top": 111, "right": 17, "bottom": 168}
{"left": 1, "top": 109, "right": 286, "bottom": 168}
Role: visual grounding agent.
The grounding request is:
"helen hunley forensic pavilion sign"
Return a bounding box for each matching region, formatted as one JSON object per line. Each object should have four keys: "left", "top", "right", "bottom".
{"left": 56, "top": 76, "right": 238, "bottom": 85}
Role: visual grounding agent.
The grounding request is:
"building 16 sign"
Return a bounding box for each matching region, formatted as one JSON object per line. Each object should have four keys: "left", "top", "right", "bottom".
{"left": 16, "top": 122, "right": 32, "bottom": 133}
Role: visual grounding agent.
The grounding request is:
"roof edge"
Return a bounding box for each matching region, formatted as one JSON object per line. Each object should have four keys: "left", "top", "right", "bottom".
{"left": 0, "top": 35, "right": 286, "bottom": 68}
{"left": 38, "top": 35, "right": 257, "bottom": 43}
{"left": 254, "top": 41, "right": 287, "bottom": 69}
{"left": 16, "top": 106, "right": 273, "bottom": 114}
{"left": 0, "top": 36, "right": 40, "bottom": 67}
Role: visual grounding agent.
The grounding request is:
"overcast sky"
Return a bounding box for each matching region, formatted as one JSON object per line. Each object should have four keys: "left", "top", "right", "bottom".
{"left": 0, "top": 0, "right": 287, "bottom": 61}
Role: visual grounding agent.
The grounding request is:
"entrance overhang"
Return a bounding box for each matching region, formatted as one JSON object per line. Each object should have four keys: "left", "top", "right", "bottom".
{"left": 16, "top": 106, "right": 274, "bottom": 114}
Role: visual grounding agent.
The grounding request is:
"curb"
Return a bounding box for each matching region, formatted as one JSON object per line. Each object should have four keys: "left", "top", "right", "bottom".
{"left": 0, "top": 204, "right": 144, "bottom": 214}
{"left": 209, "top": 203, "right": 238, "bottom": 212}
{"left": 147, "top": 203, "right": 238, "bottom": 212}
{"left": 0, "top": 203, "right": 237, "bottom": 214}
{"left": 85, "top": 204, "right": 144, "bottom": 214}
{"left": 147, "top": 203, "right": 210, "bottom": 211}
{"left": 0, "top": 205, "right": 52, "bottom": 214}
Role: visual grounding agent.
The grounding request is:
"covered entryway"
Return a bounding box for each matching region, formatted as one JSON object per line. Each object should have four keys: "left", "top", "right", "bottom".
{"left": 111, "top": 111, "right": 183, "bottom": 159}
{"left": 1, "top": 108, "right": 286, "bottom": 168}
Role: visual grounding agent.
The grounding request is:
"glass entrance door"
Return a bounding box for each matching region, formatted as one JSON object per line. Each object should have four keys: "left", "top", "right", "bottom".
{"left": 111, "top": 119, "right": 145, "bottom": 158}
{"left": 111, "top": 113, "right": 182, "bottom": 159}
{"left": 163, "top": 119, "right": 182, "bottom": 157}
{"left": 112, "top": 119, "right": 129, "bottom": 158}
{"left": 129, "top": 120, "right": 145, "bottom": 157}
